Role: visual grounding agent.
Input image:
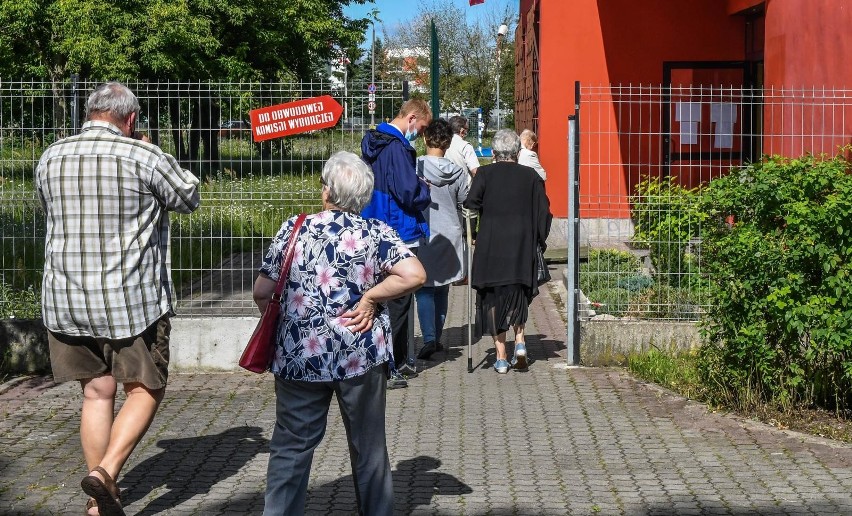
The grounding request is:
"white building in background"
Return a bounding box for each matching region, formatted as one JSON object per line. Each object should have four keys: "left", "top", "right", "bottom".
{"left": 384, "top": 47, "right": 429, "bottom": 93}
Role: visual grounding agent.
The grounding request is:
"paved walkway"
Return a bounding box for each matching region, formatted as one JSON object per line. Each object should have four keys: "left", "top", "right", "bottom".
{"left": 3, "top": 272, "right": 852, "bottom": 515}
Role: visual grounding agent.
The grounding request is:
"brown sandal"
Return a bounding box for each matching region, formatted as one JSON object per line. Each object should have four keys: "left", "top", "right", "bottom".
{"left": 81, "top": 466, "right": 125, "bottom": 516}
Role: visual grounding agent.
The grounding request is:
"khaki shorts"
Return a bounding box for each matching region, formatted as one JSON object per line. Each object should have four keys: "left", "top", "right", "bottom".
{"left": 48, "top": 316, "right": 171, "bottom": 389}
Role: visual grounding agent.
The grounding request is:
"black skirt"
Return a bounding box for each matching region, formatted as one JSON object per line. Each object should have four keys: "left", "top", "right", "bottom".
{"left": 474, "top": 284, "right": 533, "bottom": 339}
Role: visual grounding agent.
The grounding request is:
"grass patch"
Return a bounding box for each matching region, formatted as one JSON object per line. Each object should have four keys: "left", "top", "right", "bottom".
{"left": 627, "top": 348, "right": 704, "bottom": 400}
{"left": 0, "top": 173, "right": 322, "bottom": 314}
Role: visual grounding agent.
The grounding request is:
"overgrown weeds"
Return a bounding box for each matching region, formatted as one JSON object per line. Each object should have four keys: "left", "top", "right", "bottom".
{"left": 627, "top": 348, "right": 852, "bottom": 444}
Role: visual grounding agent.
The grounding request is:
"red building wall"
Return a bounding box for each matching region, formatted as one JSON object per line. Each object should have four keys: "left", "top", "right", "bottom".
{"left": 761, "top": 0, "right": 852, "bottom": 157}
{"left": 536, "top": 0, "right": 744, "bottom": 218}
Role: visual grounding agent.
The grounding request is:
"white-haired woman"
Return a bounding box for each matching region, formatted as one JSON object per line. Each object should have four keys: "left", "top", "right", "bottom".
{"left": 254, "top": 151, "right": 426, "bottom": 515}
{"left": 518, "top": 129, "right": 547, "bottom": 180}
{"left": 463, "top": 129, "right": 551, "bottom": 373}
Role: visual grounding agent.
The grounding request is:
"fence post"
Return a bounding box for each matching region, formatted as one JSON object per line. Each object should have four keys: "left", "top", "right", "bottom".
{"left": 566, "top": 81, "right": 581, "bottom": 366}
{"left": 402, "top": 80, "right": 409, "bottom": 102}
{"left": 71, "top": 74, "right": 79, "bottom": 134}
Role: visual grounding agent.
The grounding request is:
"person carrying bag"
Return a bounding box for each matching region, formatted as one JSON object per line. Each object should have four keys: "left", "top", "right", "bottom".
{"left": 239, "top": 213, "right": 307, "bottom": 373}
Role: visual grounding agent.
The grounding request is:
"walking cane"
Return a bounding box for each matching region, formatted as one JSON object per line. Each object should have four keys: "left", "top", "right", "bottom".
{"left": 465, "top": 211, "right": 474, "bottom": 373}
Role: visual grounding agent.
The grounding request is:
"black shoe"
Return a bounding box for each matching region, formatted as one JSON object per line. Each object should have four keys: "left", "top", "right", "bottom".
{"left": 417, "top": 341, "right": 437, "bottom": 360}
{"left": 398, "top": 363, "right": 419, "bottom": 378}
{"left": 435, "top": 341, "right": 444, "bottom": 351}
{"left": 387, "top": 373, "right": 408, "bottom": 389}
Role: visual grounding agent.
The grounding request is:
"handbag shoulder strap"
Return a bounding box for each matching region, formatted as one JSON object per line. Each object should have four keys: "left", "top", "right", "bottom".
{"left": 272, "top": 213, "right": 307, "bottom": 302}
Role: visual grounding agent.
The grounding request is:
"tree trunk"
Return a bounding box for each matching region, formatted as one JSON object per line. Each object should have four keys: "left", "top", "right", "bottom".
{"left": 49, "top": 73, "right": 69, "bottom": 140}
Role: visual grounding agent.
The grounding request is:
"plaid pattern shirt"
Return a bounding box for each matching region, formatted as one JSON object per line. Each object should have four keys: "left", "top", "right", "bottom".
{"left": 36, "top": 120, "right": 200, "bottom": 339}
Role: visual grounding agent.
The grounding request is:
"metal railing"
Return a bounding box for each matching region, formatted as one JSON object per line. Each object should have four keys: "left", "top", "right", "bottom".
{"left": 575, "top": 84, "right": 852, "bottom": 322}
{"left": 0, "top": 78, "right": 405, "bottom": 317}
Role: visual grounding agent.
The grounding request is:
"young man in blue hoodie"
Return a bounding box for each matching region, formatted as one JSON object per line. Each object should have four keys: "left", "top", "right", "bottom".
{"left": 361, "top": 99, "right": 432, "bottom": 389}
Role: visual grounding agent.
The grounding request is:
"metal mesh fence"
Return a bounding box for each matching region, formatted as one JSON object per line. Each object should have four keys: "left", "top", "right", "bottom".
{"left": 0, "top": 78, "right": 404, "bottom": 317}
{"left": 578, "top": 84, "right": 852, "bottom": 321}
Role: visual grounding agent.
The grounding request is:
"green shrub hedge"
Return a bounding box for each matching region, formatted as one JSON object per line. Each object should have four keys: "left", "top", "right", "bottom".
{"left": 697, "top": 154, "right": 852, "bottom": 414}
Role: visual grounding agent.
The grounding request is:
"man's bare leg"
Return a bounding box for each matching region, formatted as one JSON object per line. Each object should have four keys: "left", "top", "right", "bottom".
{"left": 81, "top": 376, "right": 117, "bottom": 515}
{"left": 81, "top": 376, "right": 117, "bottom": 472}
{"left": 83, "top": 381, "right": 164, "bottom": 514}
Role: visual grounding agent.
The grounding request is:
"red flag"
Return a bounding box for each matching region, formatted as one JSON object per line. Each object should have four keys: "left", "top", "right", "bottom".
{"left": 469, "top": 0, "right": 485, "bottom": 5}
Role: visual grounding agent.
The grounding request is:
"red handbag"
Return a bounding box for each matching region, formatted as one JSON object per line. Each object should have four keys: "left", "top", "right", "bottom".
{"left": 239, "top": 213, "right": 307, "bottom": 373}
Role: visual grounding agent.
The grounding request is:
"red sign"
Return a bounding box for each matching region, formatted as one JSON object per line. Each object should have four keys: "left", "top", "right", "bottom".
{"left": 249, "top": 95, "right": 343, "bottom": 142}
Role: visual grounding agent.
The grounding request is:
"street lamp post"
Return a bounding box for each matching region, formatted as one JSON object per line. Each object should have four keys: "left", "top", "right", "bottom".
{"left": 495, "top": 24, "right": 508, "bottom": 131}
{"left": 371, "top": 21, "right": 376, "bottom": 127}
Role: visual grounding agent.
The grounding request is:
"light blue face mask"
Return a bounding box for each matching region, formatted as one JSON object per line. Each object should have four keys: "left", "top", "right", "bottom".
{"left": 404, "top": 119, "right": 418, "bottom": 141}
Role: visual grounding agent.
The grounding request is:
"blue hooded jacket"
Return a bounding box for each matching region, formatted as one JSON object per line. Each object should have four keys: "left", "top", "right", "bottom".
{"left": 360, "top": 122, "right": 431, "bottom": 243}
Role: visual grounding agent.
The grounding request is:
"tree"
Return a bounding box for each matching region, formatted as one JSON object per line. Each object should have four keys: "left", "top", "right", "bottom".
{"left": 0, "top": 0, "right": 373, "bottom": 177}
{"left": 0, "top": 0, "right": 371, "bottom": 81}
{"left": 388, "top": 0, "right": 517, "bottom": 129}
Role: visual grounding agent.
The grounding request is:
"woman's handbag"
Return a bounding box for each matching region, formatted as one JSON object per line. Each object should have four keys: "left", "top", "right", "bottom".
{"left": 536, "top": 245, "right": 551, "bottom": 286}
{"left": 239, "top": 213, "right": 307, "bottom": 373}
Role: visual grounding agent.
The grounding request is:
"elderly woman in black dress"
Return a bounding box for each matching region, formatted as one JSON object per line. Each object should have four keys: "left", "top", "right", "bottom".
{"left": 463, "top": 129, "right": 551, "bottom": 373}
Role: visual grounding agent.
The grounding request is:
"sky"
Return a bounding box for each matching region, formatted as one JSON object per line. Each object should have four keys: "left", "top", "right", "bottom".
{"left": 344, "top": 0, "right": 514, "bottom": 45}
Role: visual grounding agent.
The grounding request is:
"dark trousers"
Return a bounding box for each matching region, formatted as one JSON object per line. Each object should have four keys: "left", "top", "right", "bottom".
{"left": 388, "top": 292, "right": 413, "bottom": 367}
{"left": 388, "top": 246, "right": 418, "bottom": 368}
{"left": 263, "top": 365, "right": 393, "bottom": 516}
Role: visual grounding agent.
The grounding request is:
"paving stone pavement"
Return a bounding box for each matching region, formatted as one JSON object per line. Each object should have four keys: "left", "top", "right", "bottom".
{"left": 3, "top": 272, "right": 852, "bottom": 515}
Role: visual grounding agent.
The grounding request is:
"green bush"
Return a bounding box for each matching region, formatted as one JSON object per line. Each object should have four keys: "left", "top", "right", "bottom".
{"left": 585, "top": 287, "right": 633, "bottom": 317}
{"left": 0, "top": 284, "right": 40, "bottom": 319}
{"left": 630, "top": 175, "right": 704, "bottom": 287}
{"left": 697, "top": 154, "right": 852, "bottom": 414}
{"left": 581, "top": 249, "right": 642, "bottom": 292}
{"left": 626, "top": 284, "right": 702, "bottom": 320}
{"left": 581, "top": 249, "right": 645, "bottom": 317}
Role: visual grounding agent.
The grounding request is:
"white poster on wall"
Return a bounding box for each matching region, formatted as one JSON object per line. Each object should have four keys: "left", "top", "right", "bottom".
{"left": 676, "top": 102, "right": 701, "bottom": 145}
{"left": 711, "top": 103, "right": 737, "bottom": 149}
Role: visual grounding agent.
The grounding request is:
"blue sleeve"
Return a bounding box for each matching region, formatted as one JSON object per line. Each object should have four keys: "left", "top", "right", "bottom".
{"left": 387, "top": 145, "right": 431, "bottom": 212}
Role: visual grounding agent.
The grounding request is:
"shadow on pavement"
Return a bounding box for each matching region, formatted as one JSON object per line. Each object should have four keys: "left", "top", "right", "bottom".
{"left": 120, "top": 426, "right": 268, "bottom": 514}
{"left": 206, "top": 455, "right": 471, "bottom": 514}
{"left": 305, "top": 455, "right": 472, "bottom": 514}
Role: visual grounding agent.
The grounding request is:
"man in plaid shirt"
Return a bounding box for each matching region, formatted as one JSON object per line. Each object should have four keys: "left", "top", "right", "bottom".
{"left": 36, "top": 82, "right": 200, "bottom": 516}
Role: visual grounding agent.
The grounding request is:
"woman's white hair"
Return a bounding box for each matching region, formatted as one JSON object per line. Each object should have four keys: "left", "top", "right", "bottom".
{"left": 492, "top": 129, "right": 521, "bottom": 162}
{"left": 322, "top": 151, "right": 374, "bottom": 213}
{"left": 86, "top": 82, "right": 140, "bottom": 120}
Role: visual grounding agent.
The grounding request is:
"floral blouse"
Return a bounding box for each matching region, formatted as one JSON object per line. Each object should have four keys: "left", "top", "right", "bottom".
{"left": 259, "top": 210, "right": 413, "bottom": 381}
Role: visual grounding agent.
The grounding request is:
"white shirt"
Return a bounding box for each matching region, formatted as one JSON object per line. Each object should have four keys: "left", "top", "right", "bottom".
{"left": 445, "top": 134, "right": 480, "bottom": 178}
{"left": 445, "top": 134, "right": 480, "bottom": 218}
{"left": 519, "top": 147, "right": 547, "bottom": 180}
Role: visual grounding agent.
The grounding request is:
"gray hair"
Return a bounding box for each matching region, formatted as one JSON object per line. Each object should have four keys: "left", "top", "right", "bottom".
{"left": 322, "top": 151, "right": 374, "bottom": 213}
{"left": 492, "top": 129, "right": 521, "bottom": 162}
{"left": 86, "top": 82, "right": 140, "bottom": 120}
{"left": 448, "top": 115, "right": 469, "bottom": 135}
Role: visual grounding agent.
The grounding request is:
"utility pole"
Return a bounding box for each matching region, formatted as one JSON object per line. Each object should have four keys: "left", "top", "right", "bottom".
{"left": 495, "top": 24, "right": 508, "bottom": 130}
{"left": 371, "top": 22, "right": 376, "bottom": 127}
{"left": 430, "top": 19, "right": 439, "bottom": 118}
{"left": 343, "top": 55, "right": 348, "bottom": 123}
